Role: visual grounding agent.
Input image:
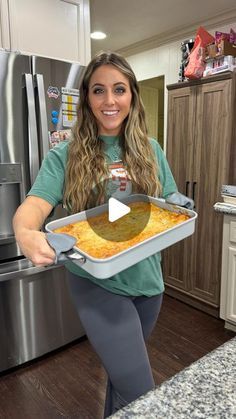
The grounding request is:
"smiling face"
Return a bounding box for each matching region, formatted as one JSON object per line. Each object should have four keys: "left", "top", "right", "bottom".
{"left": 88, "top": 64, "right": 132, "bottom": 136}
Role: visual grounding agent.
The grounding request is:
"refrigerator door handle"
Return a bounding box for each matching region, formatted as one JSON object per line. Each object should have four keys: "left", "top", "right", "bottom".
{"left": 35, "top": 73, "right": 50, "bottom": 159}
{"left": 0, "top": 257, "right": 63, "bottom": 282}
{"left": 25, "top": 73, "right": 39, "bottom": 185}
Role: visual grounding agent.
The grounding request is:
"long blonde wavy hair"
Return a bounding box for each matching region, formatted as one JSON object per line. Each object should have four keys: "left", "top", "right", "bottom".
{"left": 64, "top": 51, "right": 162, "bottom": 213}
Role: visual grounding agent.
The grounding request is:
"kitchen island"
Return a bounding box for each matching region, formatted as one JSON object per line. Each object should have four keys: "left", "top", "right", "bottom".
{"left": 109, "top": 336, "right": 236, "bottom": 418}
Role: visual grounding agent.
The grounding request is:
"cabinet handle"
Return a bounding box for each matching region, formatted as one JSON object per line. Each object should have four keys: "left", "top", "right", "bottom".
{"left": 185, "top": 181, "right": 190, "bottom": 197}
{"left": 192, "top": 181, "right": 197, "bottom": 201}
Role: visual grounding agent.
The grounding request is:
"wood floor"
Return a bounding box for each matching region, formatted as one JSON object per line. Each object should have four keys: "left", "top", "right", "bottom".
{"left": 0, "top": 294, "right": 235, "bottom": 419}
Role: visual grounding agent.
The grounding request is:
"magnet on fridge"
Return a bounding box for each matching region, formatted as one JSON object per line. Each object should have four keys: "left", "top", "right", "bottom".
{"left": 51, "top": 117, "right": 58, "bottom": 125}
{"left": 51, "top": 110, "right": 59, "bottom": 117}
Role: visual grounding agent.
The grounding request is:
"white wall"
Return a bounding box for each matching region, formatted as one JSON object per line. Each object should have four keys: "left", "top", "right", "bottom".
{"left": 126, "top": 21, "right": 236, "bottom": 150}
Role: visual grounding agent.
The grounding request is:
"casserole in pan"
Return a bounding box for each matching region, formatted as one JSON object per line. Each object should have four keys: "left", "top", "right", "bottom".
{"left": 45, "top": 194, "right": 197, "bottom": 279}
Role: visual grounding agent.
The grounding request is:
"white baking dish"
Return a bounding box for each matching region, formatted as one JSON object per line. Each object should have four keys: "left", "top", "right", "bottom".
{"left": 45, "top": 194, "right": 197, "bottom": 279}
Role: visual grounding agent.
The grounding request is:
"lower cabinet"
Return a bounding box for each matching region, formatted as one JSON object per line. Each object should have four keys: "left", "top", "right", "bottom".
{"left": 220, "top": 214, "right": 236, "bottom": 331}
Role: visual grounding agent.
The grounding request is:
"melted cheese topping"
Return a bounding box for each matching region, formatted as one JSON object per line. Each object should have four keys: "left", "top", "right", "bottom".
{"left": 54, "top": 202, "right": 190, "bottom": 259}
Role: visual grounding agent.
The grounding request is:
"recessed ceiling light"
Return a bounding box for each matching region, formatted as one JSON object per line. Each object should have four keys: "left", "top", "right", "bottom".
{"left": 90, "top": 31, "right": 107, "bottom": 40}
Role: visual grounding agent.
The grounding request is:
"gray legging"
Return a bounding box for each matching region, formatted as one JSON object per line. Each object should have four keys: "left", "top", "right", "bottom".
{"left": 67, "top": 273, "right": 163, "bottom": 418}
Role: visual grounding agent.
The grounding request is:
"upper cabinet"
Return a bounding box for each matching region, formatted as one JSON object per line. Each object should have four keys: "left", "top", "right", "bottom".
{"left": 163, "top": 72, "right": 236, "bottom": 316}
{"left": 0, "top": 0, "right": 91, "bottom": 64}
{"left": 0, "top": 0, "right": 11, "bottom": 49}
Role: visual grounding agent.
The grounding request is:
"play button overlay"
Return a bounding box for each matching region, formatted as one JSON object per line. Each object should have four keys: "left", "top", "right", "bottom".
{"left": 108, "top": 197, "right": 130, "bottom": 222}
{"left": 86, "top": 179, "right": 151, "bottom": 242}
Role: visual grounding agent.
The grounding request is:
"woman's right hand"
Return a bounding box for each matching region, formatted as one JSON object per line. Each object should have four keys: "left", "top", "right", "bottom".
{"left": 13, "top": 196, "right": 56, "bottom": 267}
{"left": 16, "top": 229, "right": 56, "bottom": 267}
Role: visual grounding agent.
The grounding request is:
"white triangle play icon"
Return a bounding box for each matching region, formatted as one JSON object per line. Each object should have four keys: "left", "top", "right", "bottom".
{"left": 108, "top": 197, "right": 131, "bottom": 222}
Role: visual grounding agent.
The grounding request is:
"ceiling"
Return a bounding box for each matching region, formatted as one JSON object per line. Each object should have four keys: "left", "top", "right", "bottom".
{"left": 90, "top": 0, "right": 236, "bottom": 57}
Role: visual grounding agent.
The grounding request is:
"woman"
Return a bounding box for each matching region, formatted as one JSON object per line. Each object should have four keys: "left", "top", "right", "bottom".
{"left": 13, "top": 51, "right": 178, "bottom": 417}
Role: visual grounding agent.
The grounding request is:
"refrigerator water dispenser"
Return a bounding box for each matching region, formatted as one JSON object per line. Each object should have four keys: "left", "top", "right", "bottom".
{"left": 0, "top": 163, "right": 22, "bottom": 236}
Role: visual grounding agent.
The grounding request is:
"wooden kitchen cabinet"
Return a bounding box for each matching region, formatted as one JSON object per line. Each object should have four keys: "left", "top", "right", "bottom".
{"left": 163, "top": 72, "right": 236, "bottom": 316}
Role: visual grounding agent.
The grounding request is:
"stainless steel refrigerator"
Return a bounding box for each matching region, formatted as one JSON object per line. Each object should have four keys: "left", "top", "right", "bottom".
{"left": 0, "top": 50, "right": 86, "bottom": 372}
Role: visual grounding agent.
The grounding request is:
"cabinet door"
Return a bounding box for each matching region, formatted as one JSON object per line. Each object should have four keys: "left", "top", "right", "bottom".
{"left": 191, "top": 79, "right": 232, "bottom": 304}
{"left": 7, "top": 0, "right": 90, "bottom": 64}
{"left": 226, "top": 247, "right": 236, "bottom": 323}
{"left": 163, "top": 86, "right": 196, "bottom": 291}
{"left": 164, "top": 78, "right": 232, "bottom": 309}
{"left": 0, "top": 0, "right": 10, "bottom": 49}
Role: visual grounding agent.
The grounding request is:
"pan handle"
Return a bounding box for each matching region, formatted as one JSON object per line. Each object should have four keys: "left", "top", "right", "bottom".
{"left": 58, "top": 250, "right": 86, "bottom": 265}
{"left": 46, "top": 233, "right": 86, "bottom": 265}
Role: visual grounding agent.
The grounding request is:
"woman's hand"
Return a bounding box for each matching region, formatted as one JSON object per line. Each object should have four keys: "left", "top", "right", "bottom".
{"left": 13, "top": 196, "right": 56, "bottom": 267}
{"left": 16, "top": 229, "right": 56, "bottom": 267}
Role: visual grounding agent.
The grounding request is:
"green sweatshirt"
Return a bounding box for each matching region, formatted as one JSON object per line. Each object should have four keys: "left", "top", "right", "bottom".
{"left": 28, "top": 136, "right": 177, "bottom": 296}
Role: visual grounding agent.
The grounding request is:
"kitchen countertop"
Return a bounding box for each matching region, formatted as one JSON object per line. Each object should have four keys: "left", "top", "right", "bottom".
{"left": 109, "top": 336, "right": 236, "bottom": 419}
{"left": 214, "top": 202, "right": 236, "bottom": 215}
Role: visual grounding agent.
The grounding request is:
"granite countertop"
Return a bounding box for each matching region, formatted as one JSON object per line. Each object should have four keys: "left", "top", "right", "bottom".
{"left": 109, "top": 337, "right": 236, "bottom": 419}
{"left": 214, "top": 202, "right": 236, "bottom": 215}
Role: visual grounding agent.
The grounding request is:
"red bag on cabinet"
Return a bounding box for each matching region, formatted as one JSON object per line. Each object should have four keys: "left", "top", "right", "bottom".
{"left": 184, "top": 26, "right": 215, "bottom": 79}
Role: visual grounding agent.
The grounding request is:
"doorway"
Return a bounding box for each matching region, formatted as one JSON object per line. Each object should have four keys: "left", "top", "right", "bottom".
{"left": 138, "top": 76, "right": 164, "bottom": 149}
